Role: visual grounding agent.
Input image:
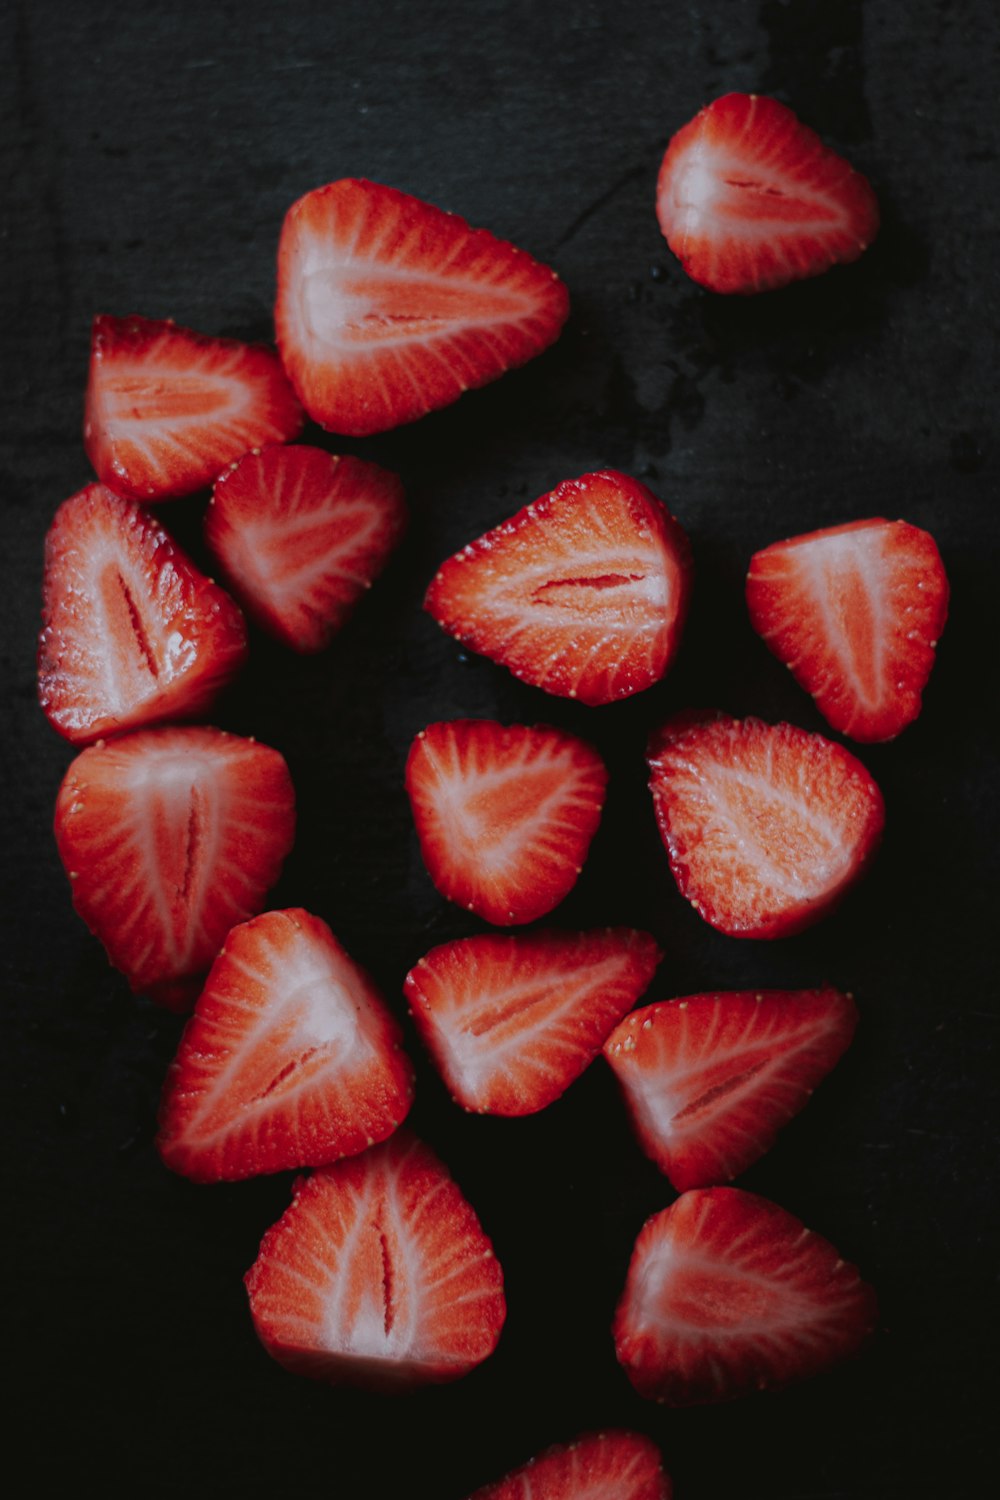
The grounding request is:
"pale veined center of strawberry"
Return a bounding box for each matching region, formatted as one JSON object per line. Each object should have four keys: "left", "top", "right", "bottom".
{"left": 671, "top": 142, "right": 844, "bottom": 237}
{"left": 99, "top": 370, "right": 239, "bottom": 425}
{"left": 703, "top": 763, "right": 855, "bottom": 897}
{"left": 322, "top": 1184, "right": 419, "bottom": 1360}
{"left": 96, "top": 558, "right": 197, "bottom": 707}
{"left": 299, "top": 265, "right": 520, "bottom": 348}
{"left": 636, "top": 1248, "right": 809, "bottom": 1338}
{"left": 807, "top": 535, "right": 887, "bottom": 708}
{"left": 636, "top": 1047, "right": 773, "bottom": 1144}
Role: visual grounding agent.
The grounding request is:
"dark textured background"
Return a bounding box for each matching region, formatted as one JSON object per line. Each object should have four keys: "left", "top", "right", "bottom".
{"left": 3, "top": 1, "right": 997, "bottom": 1494}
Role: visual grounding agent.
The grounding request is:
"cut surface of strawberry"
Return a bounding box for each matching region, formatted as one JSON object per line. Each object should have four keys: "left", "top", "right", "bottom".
{"left": 466, "top": 1430, "right": 672, "bottom": 1500}
{"left": 647, "top": 712, "right": 884, "bottom": 938}
{"left": 604, "top": 987, "right": 857, "bottom": 1189}
{"left": 84, "top": 314, "right": 303, "bottom": 501}
{"left": 158, "top": 909, "right": 414, "bottom": 1181}
{"left": 38, "top": 482, "right": 247, "bottom": 744}
{"left": 425, "top": 471, "right": 692, "bottom": 706}
{"left": 275, "top": 178, "right": 569, "bottom": 435}
{"left": 54, "top": 726, "right": 295, "bottom": 1001}
{"left": 205, "top": 444, "right": 407, "bottom": 652}
{"left": 746, "top": 518, "right": 949, "bottom": 742}
{"left": 405, "top": 720, "right": 607, "bottom": 925}
{"left": 656, "top": 93, "right": 879, "bottom": 294}
{"left": 245, "top": 1132, "right": 505, "bottom": 1388}
{"left": 404, "top": 928, "right": 662, "bottom": 1116}
{"left": 614, "top": 1186, "right": 878, "bottom": 1404}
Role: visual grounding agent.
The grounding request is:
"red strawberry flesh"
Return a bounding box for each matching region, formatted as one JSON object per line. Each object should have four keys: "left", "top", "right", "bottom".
{"left": 467, "top": 1430, "right": 672, "bottom": 1500}
{"left": 245, "top": 1132, "right": 505, "bottom": 1388}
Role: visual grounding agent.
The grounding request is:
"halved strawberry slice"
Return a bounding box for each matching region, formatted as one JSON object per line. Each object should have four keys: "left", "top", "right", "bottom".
{"left": 274, "top": 178, "right": 569, "bottom": 435}
{"left": 425, "top": 471, "right": 692, "bottom": 706}
{"left": 205, "top": 444, "right": 407, "bottom": 652}
{"left": 245, "top": 1132, "right": 506, "bottom": 1388}
{"left": 405, "top": 720, "right": 608, "bottom": 925}
{"left": 647, "top": 712, "right": 884, "bottom": 938}
{"left": 404, "top": 928, "right": 661, "bottom": 1116}
{"left": 38, "top": 482, "right": 248, "bottom": 744}
{"left": 466, "top": 1430, "right": 672, "bottom": 1500}
{"left": 656, "top": 93, "right": 879, "bottom": 294}
{"left": 158, "top": 909, "right": 414, "bottom": 1181}
{"left": 84, "top": 314, "right": 303, "bottom": 501}
{"left": 614, "top": 1187, "right": 878, "bottom": 1404}
{"left": 746, "top": 518, "right": 950, "bottom": 742}
{"left": 54, "top": 726, "right": 295, "bottom": 1003}
{"left": 604, "top": 987, "right": 857, "bottom": 1189}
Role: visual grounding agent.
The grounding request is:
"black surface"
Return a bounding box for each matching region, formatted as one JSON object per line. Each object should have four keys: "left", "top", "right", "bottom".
{"left": 3, "top": 1, "right": 997, "bottom": 1495}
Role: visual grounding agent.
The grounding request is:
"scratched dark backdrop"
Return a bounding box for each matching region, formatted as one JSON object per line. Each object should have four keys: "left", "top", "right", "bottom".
{"left": 3, "top": 1, "right": 997, "bottom": 1495}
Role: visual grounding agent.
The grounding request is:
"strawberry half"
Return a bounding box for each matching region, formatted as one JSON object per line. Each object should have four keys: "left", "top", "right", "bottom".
{"left": 84, "top": 314, "right": 303, "bottom": 502}
{"left": 466, "top": 1430, "right": 672, "bottom": 1500}
{"left": 604, "top": 988, "right": 857, "bottom": 1189}
{"left": 647, "top": 712, "right": 884, "bottom": 938}
{"left": 614, "top": 1187, "right": 878, "bottom": 1404}
{"left": 656, "top": 93, "right": 879, "bottom": 294}
{"left": 746, "top": 518, "right": 950, "bottom": 742}
{"left": 274, "top": 178, "right": 569, "bottom": 436}
{"left": 245, "top": 1132, "right": 506, "bottom": 1389}
{"left": 425, "top": 471, "right": 692, "bottom": 706}
{"left": 54, "top": 726, "right": 295, "bottom": 1003}
{"left": 158, "top": 909, "right": 414, "bottom": 1181}
{"left": 405, "top": 720, "right": 608, "bottom": 925}
{"left": 38, "top": 482, "right": 247, "bottom": 744}
{"left": 404, "top": 928, "right": 661, "bottom": 1116}
{"left": 205, "top": 444, "right": 407, "bottom": 652}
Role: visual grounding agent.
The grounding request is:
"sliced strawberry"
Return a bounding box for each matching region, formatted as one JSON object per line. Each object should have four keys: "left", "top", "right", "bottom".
{"left": 425, "top": 471, "right": 692, "bottom": 706}
{"left": 38, "top": 482, "right": 247, "bottom": 744}
{"left": 84, "top": 314, "right": 303, "bottom": 502}
{"left": 746, "top": 518, "right": 949, "bottom": 742}
{"left": 614, "top": 1186, "right": 878, "bottom": 1404}
{"left": 274, "top": 178, "right": 569, "bottom": 436}
{"left": 656, "top": 93, "right": 879, "bottom": 294}
{"left": 404, "top": 929, "right": 661, "bottom": 1116}
{"left": 54, "top": 727, "right": 295, "bottom": 1002}
{"left": 466, "top": 1430, "right": 672, "bottom": 1500}
{"left": 245, "top": 1132, "right": 505, "bottom": 1388}
{"left": 405, "top": 720, "right": 608, "bottom": 925}
{"left": 204, "top": 444, "right": 407, "bottom": 652}
{"left": 647, "top": 712, "right": 884, "bottom": 938}
{"left": 158, "top": 909, "right": 414, "bottom": 1181}
{"left": 604, "top": 988, "right": 857, "bottom": 1189}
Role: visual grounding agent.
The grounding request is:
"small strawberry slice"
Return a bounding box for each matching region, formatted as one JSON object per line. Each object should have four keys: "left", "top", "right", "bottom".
{"left": 656, "top": 93, "right": 879, "bottom": 294}
{"left": 466, "top": 1430, "right": 672, "bottom": 1500}
{"left": 204, "top": 444, "right": 407, "bottom": 652}
{"left": 405, "top": 720, "right": 608, "bottom": 925}
{"left": 38, "top": 482, "right": 248, "bottom": 744}
{"left": 404, "top": 928, "right": 661, "bottom": 1116}
{"left": 425, "top": 471, "right": 692, "bottom": 706}
{"left": 274, "top": 178, "right": 569, "bottom": 435}
{"left": 604, "top": 988, "right": 857, "bottom": 1189}
{"left": 647, "top": 712, "right": 884, "bottom": 938}
{"left": 158, "top": 909, "right": 414, "bottom": 1181}
{"left": 245, "top": 1132, "right": 506, "bottom": 1388}
{"left": 614, "top": 1187, "right": 878, "bottom": 1404}
{"left": 54, "top": 726, "right": 295, "bottom": 1002}
{"left": 746, "top": 518, "right": 949, "bottom": 742}
{"left": 84, "top": 314, "right": 303, "bottom": 502}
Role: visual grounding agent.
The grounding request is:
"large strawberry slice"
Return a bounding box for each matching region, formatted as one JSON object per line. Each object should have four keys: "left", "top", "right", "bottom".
{"left": 604, "top": 988, "right": 857, "bottom": 1189}
{"left": 614, "top": 1187, "right": 878, "bottom": 1404}
{"left": 656, "top": 93, "right": 879, "bottom": 294}
{"left": 405, "top": 720, "right": 608, "bottom": 925}
{"left": 38, "top": 482, "right": 247, "bottom": 744}
{"left": 274, "top": 178, "right": 569, "bottom": 435}
{"left": 204, "top": 444, "right": 407, "bottom": 652}
{"left": 466, "top": 1431, "right": 672, "bottom": 1500}
{"left": 404, "top": 929, "right": 661, "bottom": 1116}
{"left": 746, "top": 518, "right": 950, "bottom": 742}
{"left": 647, "top": 712, "right": 884, "bottom": 938}
{"left": 245, "top": 1132, "right": 506, "bottom": 1388}
{"left": 54, "top": 726, "right": 295, "bottom": 1003}
{"left": 84, "top": 314, "right": 303, "bottom": 502}
{"left": 425, "top": 471, "right": 692, "bottom": 706}
{"left": 158, "top": 909, "right": 414, "bottom": 1181}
